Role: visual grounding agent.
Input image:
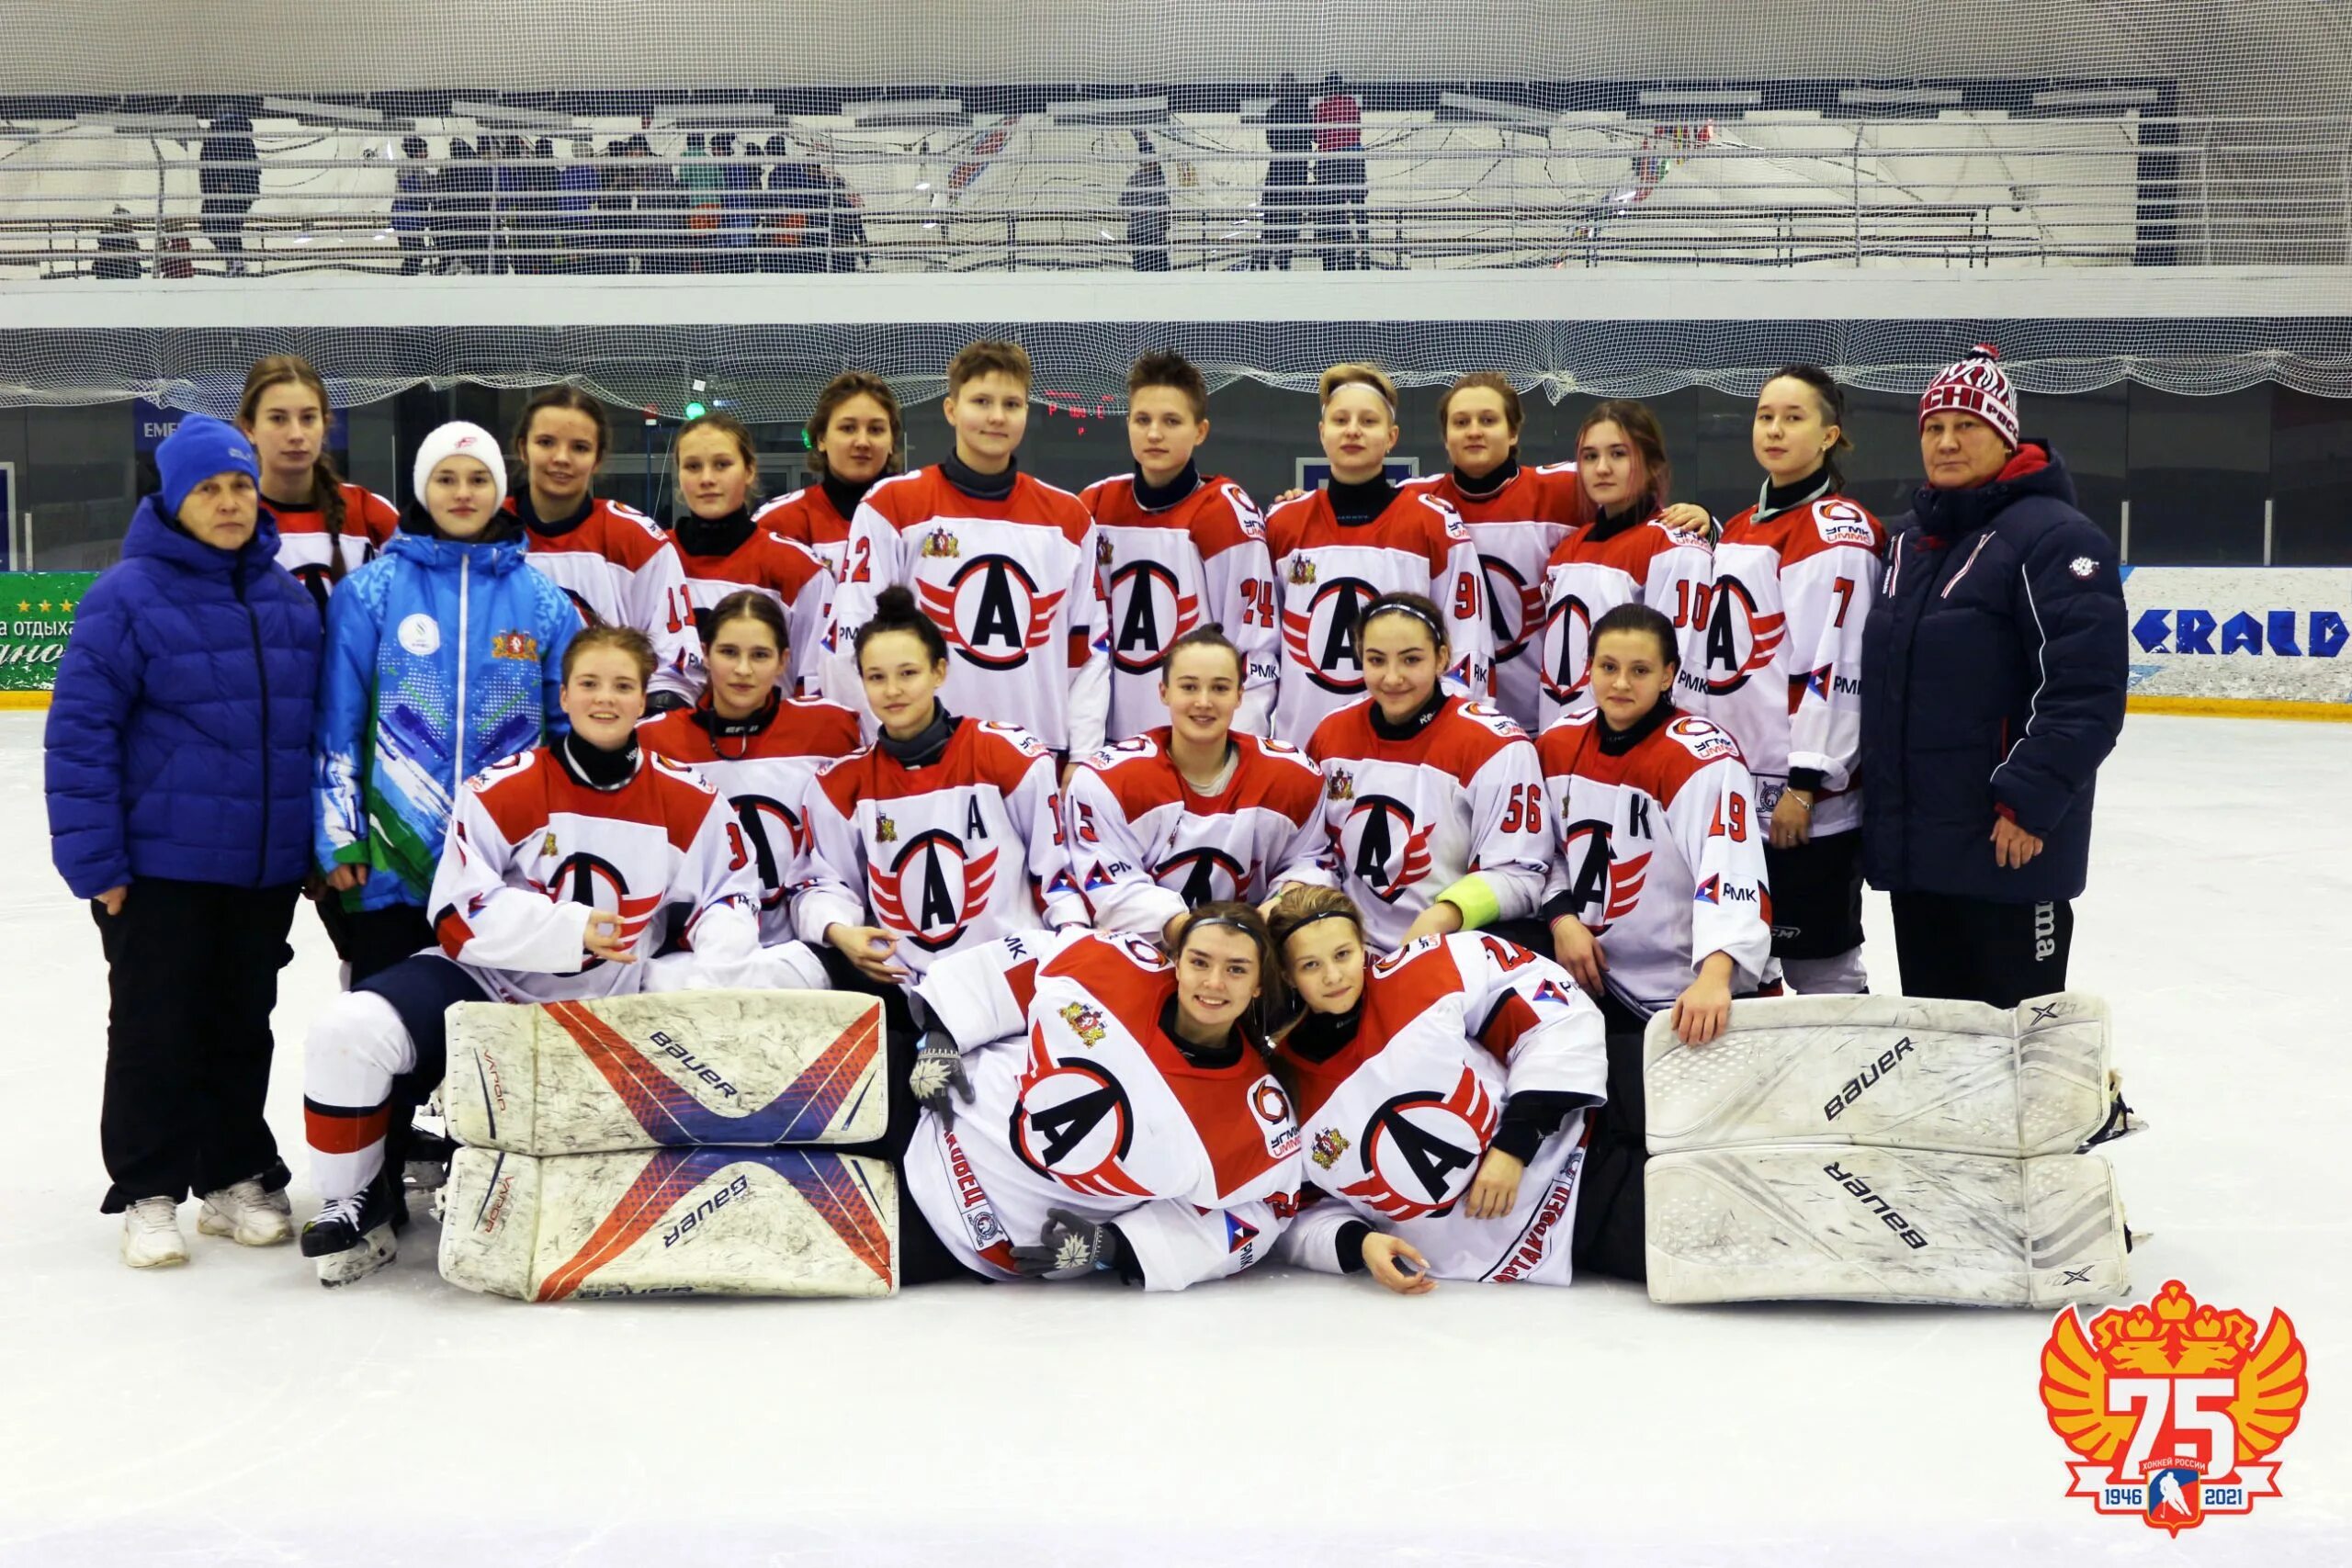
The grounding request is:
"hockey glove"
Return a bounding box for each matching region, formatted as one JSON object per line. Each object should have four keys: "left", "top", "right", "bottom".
{"left": 1010, "top": 1208, "right": 1114, "bottom": 1280}
{"left": 909, "top": 1032, "right": 974, "bottom": 1129}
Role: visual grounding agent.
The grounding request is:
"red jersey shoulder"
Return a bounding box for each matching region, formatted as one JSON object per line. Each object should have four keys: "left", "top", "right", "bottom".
{"left": 345, "top": 484, "right": 400, "bottom": 545}
{"left": 1235, "top": 731, "right": 1323, "bottom": 797}
{"left": 963, "top": 718, "right": 1054, "bottom": 787}
{"left": 1010, "top": 472, "right": 1095, "bottom": 546}
{"left": 1662, "top": 715, "right": 1744, "bottom": 765}
{"left": 1421, "top": 699, "right": 1532, "bottom": 777}
{"left": 595, "top": 501, "right": 673, "bottom": 562}
{"left": 756, "top": 530, "right": 829, "bottom": 593}
{"left": 1079, "top": 473, "right": 1131, "bottom": 520}
{"left": 1804, "top": 496, "right": 1886, "bottom": 553}
{"left": 787, "top": 698, "right": 865, "bottom": 759}
{"left": 1261, "top": 490, "right": 1328, "bottom": 557}
{"left": 635, "top": 709, "right": 709, "bottom": 763}
{"left": 1305, "top": 697, "right": 1377, "bottom": 764}
{"left": 1046, "top": 931, "right": 1173, "bottom": 996}
{"left": 1364, "top": 933, "right": 1471, "bottom": 1019}
{"left": 812, "top": 745, "right": 878, "bottom": 815}
{"left": 1193, "top": 477, "right": 1265, "bottom": 550}
{"left": 863, "top": 468, "right": 936, "bottom": 530}
{"left": 465, "top": 747, "right": 556, "bottom": 842}
{"left": 1535, "top": 709, "right": 1602, "bottom": 774}
{"left": 648, "top": 751, "right": 721, "bottom": 798}
{"left": 1413, "top": 491, "right": 1472, "bottom": 551}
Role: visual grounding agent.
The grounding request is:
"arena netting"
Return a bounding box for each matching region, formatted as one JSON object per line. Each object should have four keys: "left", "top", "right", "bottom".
{"left": 0, "top": 0, "right": 2346, "bottom": 414}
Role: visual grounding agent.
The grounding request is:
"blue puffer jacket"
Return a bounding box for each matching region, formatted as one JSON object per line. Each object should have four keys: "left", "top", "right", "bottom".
{"left": 316, "top": 519, "right": 577, "bottom": 911}
{"left": 1860, "top": 443, "right": 2127, "bottom": 903}
{"left": 46, "top": 497, "right": 322, "bottom": 898}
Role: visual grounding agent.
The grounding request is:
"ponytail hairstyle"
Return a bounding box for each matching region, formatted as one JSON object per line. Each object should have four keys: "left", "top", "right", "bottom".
{"left": 1576, "top": 399, "right": 1673, "bottom": 510}
{"left": 805, "top": 370, "right": 905, "bottom": 480}
{"left": 1168, "top": 899, "right": 1289, "bottom": 1048}
{"left": 701, "top": 587, "right": 788, "bottom": 652}
{"left": 674, "top": 410, "right": 761, "bottom": 502}
{"left": 852, "top": 583, "right": 950, "bottom": 666}
{"left": 1763, "top": 364, "right": 1853, "bottom": 495}
{"left": 1355, "top": 590, "right": 1450, "bottom": 657}
{"left": 514, "top": 386, "right": 613, "bottom": 470}
{"left": 560, "top": 623, "right": 659, "bottom": 684}
{"left": 236, "top": 355, "right": 349, "bottom": 581}
{"left": 1160, "top": 621, "right": 1246, "bottom": 684}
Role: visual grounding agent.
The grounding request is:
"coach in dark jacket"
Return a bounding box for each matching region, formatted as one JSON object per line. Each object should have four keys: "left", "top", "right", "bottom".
{"left": 45, "top": 415, "right": 321, "bottom": 1265}
{"left": 1860, "top": 348, "right": 2126, "bottom": 1008}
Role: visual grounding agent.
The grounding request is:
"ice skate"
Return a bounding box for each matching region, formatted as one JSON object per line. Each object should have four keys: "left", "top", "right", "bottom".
{"left": 300, "top": 1180, "right": 398, "bottom": 1287}
{"left": 120, "top": 1197, "right": 188, "bottom": 1269}
{"left": 197, "top": 1177, "right": 294, "bottom": 1247}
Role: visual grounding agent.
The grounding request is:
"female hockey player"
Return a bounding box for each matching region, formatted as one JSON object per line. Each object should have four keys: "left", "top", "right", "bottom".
{"left": 1534, "top": 400, "right": 1714, "bottom": 733}
{"left": 1539, "top": 604, "right": 1774, "bottom": 1282}
{"left": 504, "top": 387, "right": 697, "bottom": 708}
{"left": 666, "top": 412, "right": 835, "bottom": 701}
{"left": 1263, "top": 886, "right": 1605, "bottom": 1291}
{"left": 1705, "top": 367, "right": 1885, "bottom": 993}
{"left": 826, "top": 341, "right": 1110, "bottom": 760}
{"left": 896, "top": 903, "right": 1303, "bottom": 1289}
{"left": 300, "top": 626, "right": 821, "bottom": 1286}
{"left": 1413, "top": 374, "right": 1712, "bottom": 735}
{"left": 47, "top": 415, "right": 320, "bottom": 1267}
{"left": 795, "top": 585, "right": 1085, "bottom": 989}
{"left": 1263, "top": 363, "right": 1489, "bottom": 747}
{"left": 315, "top": 421, "right": 579, "bottom": 983}
{"left": 1062, "top": 625, "right": 1327, "bottom": 942}
{"left": 234, "top": 354, "right": 399, "bottom": 611}
{"left": 1080, "top": 350, "right": 1278, "bottom": 739}
{"left": 1286, "top": 593, "right": 1549, "bottom": 955}
{"left": 756, "top": 370, "right": 904, "bottom": 581}
{"left": 639, "top": 591, "right": 863, "bottom": 947}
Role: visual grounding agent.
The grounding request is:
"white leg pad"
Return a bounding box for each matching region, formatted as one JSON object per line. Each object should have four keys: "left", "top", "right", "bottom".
{"left": 438, "top": 1146, "right": 899, "bottom": 1302}
{"left": 443, "top": 988, "right": 886, "bottom": 1155}
{"left": 1645, "top": 1143, "right": 2131, "bottom": 1308}
{"left": 1645, "top": 991, "right": 2116, "bottom": 1157}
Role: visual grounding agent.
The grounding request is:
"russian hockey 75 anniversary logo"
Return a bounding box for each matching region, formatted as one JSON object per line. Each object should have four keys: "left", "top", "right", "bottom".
{"left": 2038, "top": 1278, "right": 2307, "bottom": 1534}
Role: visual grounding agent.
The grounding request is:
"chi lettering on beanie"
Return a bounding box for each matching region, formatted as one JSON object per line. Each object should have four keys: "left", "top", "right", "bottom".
{"left": 412, "top": 420, "right": 509, "bottom": 506}
{"left": 1917, "top": 344, "right": 2019, "bottom": 450}
{"left": 157, "top": 413, "right": 260, "bottom": 519}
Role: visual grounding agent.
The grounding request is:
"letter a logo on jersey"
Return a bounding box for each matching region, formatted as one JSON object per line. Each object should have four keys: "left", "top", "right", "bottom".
{"left": 1109, "top": 559, "right": 1201, "bottom": 675}
{"left": 1012, "top": 1027, "right": 1149, "bottom": 1198}
{"left": 869, "top": 828, "right": 999, "bottom": 952}
{"left": 1282, "top": 576, "right": 1379, "bottom": 693}
{"left": 1342, "top": 795, "right": 1436, "bottom": 903}
{"left": 921, "top": 557, "right": 1066, "bottom": 671}
{"left": 2039, "top": 1279, "right": 2308, "bottom": 1536}
{"left": 1340, "top": 1067, "right": 1499, "bottom": 1221}
{"left": 1702, "top": 574, "right": 1786, "bottom": 696}
{"left": 1556, "top": 819, "right": 1648, "bottom": 933}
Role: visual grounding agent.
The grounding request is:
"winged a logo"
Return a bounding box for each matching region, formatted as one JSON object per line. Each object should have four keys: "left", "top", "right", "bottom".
{"left": 2039, "top": 1278, "right": 2308, "bottom": 1535}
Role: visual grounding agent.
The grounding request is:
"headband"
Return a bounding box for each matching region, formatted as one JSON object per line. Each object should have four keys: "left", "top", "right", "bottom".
{"left": 1180, "top": 914, "right": 1262, "bottom": 945}
{"left": 1276, "top": 908, "right": 1362, "bottom": 943}
{"left": 1360, "top": 599, "right": 1446, "bottom": 643}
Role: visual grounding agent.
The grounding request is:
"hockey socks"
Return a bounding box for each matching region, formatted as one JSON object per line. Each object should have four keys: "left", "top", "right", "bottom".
{"left": 302, "top": 991, "right": 421, "bottom": 1205}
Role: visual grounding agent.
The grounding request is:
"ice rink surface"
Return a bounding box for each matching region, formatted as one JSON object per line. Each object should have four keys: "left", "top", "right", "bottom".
{"left": 1, "top": 710, "right": 2345, "bottom": 1567}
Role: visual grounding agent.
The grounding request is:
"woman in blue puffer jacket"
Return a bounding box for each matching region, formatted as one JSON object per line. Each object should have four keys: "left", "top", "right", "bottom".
{"left": 45, "top": 415, "right": 322, "bottom": 1269}
{"left": 314, "top": 421, "right": 576, "bottom": 983}
{"left": 1860, "top": 347, "right": 2127, "bottom": 1008}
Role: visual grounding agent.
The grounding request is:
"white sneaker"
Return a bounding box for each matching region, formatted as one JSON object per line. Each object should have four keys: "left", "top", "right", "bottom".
{"left": 121, "top": 1197, "right": 189, "bottom": 1269}
{"left": 198, "top": 1178, "right": 295, "bottom": 1247}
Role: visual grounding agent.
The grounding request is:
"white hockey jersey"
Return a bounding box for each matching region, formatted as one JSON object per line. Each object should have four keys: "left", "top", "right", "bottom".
{"left": 1404, "top": 461, "right": 1584, "bottom": 736}
{"left": 1270, "top": 932, "right": 1607, "bottom": 1285}
{"left": 1536, "top": 510, "right": 1714, "bottom": 732}
{"left": 1080, "top": 468, "right": 1279, "bottom": 739}
{"left": 906, "top": 930, "right": 1304, "bottom": 1291}
{"left": 831, "top": 466, "right": 1111, "bottom": 756}
{"left": 1702, "top": 490, "right": 1885, "bottom": 836}
{"left": 270, "top": 482, "right": 400, "bottom": 607}
{"left": 638, "top": 697, "right": 864, "bottom": 945}
{"left": 755, "top": 481, "right": 856, "bottom": 581}
{"left": 428, "top": 743, "right": 766, "bottom": 1004}
{"left": 673, "top": 524, "right": 837, "bottom": 703}
{"left": 1538, "top": 708, "right": 1775, "bottom": 1015}
{"left": 1263, "top": 487, "right": 1493, "bottom": 748}
{"left": 1063, "top": 728, "right": 1327, "bottom": 935}
{"left": 795, "top": 716, "right": 1087, "bottom": 979}
{"left": 1304, "top": 695, "right": 1551, "bottom": 953}
{"left": 506, "top": 495, "right": 700, "bottom": 702}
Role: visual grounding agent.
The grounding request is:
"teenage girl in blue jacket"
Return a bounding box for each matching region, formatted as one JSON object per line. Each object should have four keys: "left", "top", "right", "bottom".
{"left": 45, "top": 416, "right": 321, "bottom": 1269}
{"left": 313, "top": 422, "right": 577, "bottom": 983}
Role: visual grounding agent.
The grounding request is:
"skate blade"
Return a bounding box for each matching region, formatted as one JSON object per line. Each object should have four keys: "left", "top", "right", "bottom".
{"left": 313, "top": 1224, "right": 398, "bottom": 1288}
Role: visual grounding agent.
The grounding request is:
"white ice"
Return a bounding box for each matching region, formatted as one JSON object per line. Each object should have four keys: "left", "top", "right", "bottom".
{"left": 2, "top": 711, "right": 2346, "bottom": 1566}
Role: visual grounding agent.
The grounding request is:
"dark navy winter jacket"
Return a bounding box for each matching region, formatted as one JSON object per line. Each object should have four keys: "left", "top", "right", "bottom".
{"left": 45, "top": 496, "right": 322, "bottom": 898}
{"left": 1860, "top": 444, "right": 2126, "bottom": 903}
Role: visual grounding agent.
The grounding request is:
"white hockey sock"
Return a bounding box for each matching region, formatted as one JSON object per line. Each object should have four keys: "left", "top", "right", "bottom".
{"left": 1781, "top": 947, "right": 1868, "bottom": 995}
{"left": 302, "top": 991, "right": 420, "bottom": 1202}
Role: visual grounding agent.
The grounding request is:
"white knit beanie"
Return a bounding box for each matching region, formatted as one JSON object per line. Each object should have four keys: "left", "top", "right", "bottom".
{"left": 413, "top": 421, "right": 509, "bottom": 504}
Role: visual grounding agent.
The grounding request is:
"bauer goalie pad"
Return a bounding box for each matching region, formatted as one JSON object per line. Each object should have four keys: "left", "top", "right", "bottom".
{"left": 1645, "top": 992, "right": 2136, "bottom": 1159}
{"left": 438, "top": 1146, "right": 898, "bottom": 1302}
{"left": 1645, "top": 1143, "right": 2129, "bottom": 1308}
{"left": 443, "top": 988, "right": 885, "bottom": 1156}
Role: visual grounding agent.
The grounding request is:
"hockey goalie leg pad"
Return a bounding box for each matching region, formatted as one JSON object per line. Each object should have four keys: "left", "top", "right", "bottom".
{"left": 443, "top": 988, "right": 886, "bottom": 1155}
{"left": 438, "top": 1146, "right": 899, "bottom": 1301}
{"left": 1644, "top": 1143, "right": 2129, "bottom": 1308}
{"left": 1644, "top": 991, "right": 2118, "bottom": 1157}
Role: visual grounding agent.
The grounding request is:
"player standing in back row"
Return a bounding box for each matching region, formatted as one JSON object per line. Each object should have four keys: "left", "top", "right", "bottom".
{"left": 1080, "top": 351, "right": 1278, "bottom": 739}
{"left": 828, "top": 340, "right": 1110, "bottom": 760}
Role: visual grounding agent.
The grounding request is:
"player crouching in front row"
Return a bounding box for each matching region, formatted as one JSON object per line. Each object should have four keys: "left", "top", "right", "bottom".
{"left": 298, "top": 626, "right": 827, "bottom": 1286}
{"left": 1263, "top": 888, "right": 1606, "bottom": 1292}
